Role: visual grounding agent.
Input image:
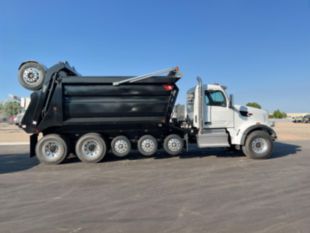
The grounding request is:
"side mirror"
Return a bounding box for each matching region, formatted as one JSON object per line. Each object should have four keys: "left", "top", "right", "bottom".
{"left": 229, "top": 94, "right": 234, "bottom": 108}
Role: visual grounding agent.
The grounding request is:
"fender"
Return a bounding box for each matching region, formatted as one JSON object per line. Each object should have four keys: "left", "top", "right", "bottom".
{"left": 240, "top": 124, "right": 277, "bottom": 145}
{"left": 18, "top": 60, "right": 40, "bottom": 70}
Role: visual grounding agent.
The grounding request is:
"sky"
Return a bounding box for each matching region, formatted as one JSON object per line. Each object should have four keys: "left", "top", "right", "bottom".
{"left": 0, "top": 0, "right": 309, "bottom": 113}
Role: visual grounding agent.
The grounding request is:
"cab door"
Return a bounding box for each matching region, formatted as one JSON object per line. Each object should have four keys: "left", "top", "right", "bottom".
{"left": 204, "top": 90, "right": 234, "bottom": 128}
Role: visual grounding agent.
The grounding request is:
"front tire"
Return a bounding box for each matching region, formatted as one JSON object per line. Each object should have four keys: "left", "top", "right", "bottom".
{"left": 242, "top": 131, "right": 273, "bottom": 159}
{"left": 75, "top": 133, "right": 107, "bottom": 163}
{"left": 35, "top": 134, "right": 68, "bottom": 165}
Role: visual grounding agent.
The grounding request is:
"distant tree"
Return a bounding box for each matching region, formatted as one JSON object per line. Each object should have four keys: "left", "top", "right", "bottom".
{"left": 272, "top": 109, "right": 287, "bottom": 119}
{"left": 0, "top": 102, "right": 3, "bottom": 112}
{"left": 246, "top": 102, "right": 262, "bottom": 109}
{"left": 3, "top": 101, "right": 21, "bottom": 116}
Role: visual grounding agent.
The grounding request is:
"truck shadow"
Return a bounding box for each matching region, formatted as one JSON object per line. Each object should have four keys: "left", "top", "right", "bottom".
{"left": 0, "top": 153, "right": 39, "bottom": 174}
{"left": 167, "top": 141, "right": 301, "bottom": 160}
{"left": 0, "top": 141, "right": 301, "bottom": 174}
{"left": 270, "top": 141, "right": 302, "bottom": 159}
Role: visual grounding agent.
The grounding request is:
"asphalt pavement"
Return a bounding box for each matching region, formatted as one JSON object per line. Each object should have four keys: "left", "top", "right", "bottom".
{"left": 0, "top": 141, "right": 309, "bottom": 233}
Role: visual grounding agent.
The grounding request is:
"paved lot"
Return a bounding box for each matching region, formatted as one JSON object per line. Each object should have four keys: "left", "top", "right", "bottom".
{"left": 0, "top": 140, "right": 309, "bottom": 233}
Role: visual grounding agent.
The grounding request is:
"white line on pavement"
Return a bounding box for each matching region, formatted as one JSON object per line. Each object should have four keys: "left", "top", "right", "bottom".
{"left": 0, "top": 142, "right": 29, "bottom": 146}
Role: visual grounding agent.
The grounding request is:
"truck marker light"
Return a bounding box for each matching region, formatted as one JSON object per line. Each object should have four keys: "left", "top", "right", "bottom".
{"left": 163, "top": 84, "right": 174, "bottom": 91}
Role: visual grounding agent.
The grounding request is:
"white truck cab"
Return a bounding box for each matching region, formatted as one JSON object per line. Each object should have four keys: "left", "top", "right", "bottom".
{"left": 185, "top": 78, "right": 277, "bottom": 159}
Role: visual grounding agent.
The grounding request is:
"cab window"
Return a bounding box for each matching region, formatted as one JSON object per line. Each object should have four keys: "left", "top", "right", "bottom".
{"left": 205, "top": 90, "right": 226, "bottom": 107}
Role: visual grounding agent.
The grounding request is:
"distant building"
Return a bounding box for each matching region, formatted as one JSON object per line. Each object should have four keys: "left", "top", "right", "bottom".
{"left": 20, "top": 97, "right": 31, "bottom": 109}
{"left": 287, "top": 113, "right": 309, "bottom": 119}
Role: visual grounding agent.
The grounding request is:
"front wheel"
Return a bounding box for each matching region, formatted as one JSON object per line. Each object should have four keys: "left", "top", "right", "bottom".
{"left": 242, "top": 131, "right": 273, "bottom": 159}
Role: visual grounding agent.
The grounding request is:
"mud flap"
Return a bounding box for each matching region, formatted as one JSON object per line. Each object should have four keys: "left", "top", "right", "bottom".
{"left": 30, "top": 134, "right": 38, "bottom": 157}
{"left": 184, "top": 133, "right": 189, "bottom": 152}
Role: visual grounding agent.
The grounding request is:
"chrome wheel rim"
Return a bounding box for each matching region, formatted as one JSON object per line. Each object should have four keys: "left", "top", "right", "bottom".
{"left": 167, "top": 138, "right": 182, "bottom": 152}
{"left": 42, "top": 141, "right": 63, "bottom": 161}
{"left": 23, "top": 67, "right": 41, "bottom": 84}
{"left": 251, "top": 138, "right": 268, "bottom": 154}
{"left": 114, "top": 139, "right": 129, "bottom": 154}
{"left": 141, "top": 139, "right": 155, "bottom": 153}
{"left": 82, "top": 140, "right": 101, "bottom": 159}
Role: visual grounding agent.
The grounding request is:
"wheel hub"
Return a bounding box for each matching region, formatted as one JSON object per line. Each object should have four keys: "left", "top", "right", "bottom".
{"left": 23, "top": 68, "right": 40, "bottom": 83}
{"left": 251, "top": 138, "right": 268, "bottom": 154}
{"left": 88, "top": 144, "right": 96, "bottom": 151}
{"left": 168, "top": 139, "right": 181, "bottom": 152}
{"left": 142, "top": 139, "right": 155, "bottom": 153}
{"left": 114, "top": 140, "right": 128, "bottom": 154}
{"left": 44, "top": 142, "right": 60, "bottom": 158}
{"left": 83, "top": 140, "right": 100, "bottom": 157}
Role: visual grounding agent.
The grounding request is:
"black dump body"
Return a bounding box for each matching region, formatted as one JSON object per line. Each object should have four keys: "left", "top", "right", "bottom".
{"left": 21, "top": 62, "right": 180, "bottom": 138}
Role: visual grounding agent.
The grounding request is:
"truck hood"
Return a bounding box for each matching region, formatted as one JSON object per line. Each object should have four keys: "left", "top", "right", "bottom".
{"left": 234, "top": 105, "right": 269, "bottom": 124}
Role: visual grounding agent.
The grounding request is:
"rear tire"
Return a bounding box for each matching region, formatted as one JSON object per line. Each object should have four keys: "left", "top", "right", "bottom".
{"left": 163, "top": 134, "right": 184, "bottom": 156}
{"left": 35, "top": 134, "right": 68, "bottom": 165}
{"left": 18, "top": 61, "right": 46, "bottom": 91}
{"left": 242, "top": 131, "right": 273, "bottom": 159}
{"left": 75, "top": 133, "right": 107, "bottom": 163}
{"left": 111, "top": 136, "right": 131, "bottom": 157}
{"left": 138, "top": 135, "right": 158, "bottom": 156}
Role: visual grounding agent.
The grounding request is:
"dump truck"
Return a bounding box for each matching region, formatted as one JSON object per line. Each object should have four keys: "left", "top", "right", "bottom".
{"left": 17, "top": 61, "right": 277, "bottom": 164}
